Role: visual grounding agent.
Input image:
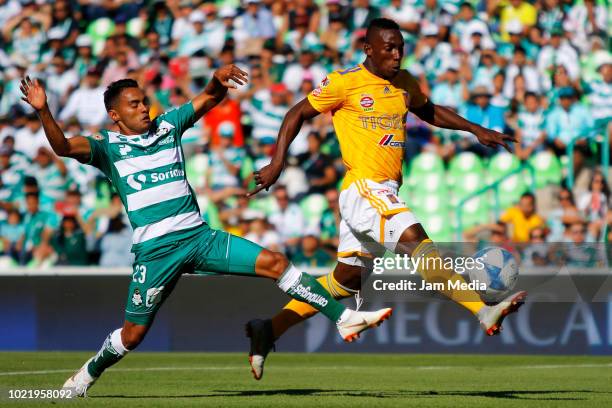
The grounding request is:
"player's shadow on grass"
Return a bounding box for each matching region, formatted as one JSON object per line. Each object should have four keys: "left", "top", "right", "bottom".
{"left": 97, "top": 389, "right": 607, "bottom": 401}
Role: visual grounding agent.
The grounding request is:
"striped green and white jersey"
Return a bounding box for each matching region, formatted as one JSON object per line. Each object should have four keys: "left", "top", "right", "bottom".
{"left": 87, "top": 102, "right": 204, "bottom": 252}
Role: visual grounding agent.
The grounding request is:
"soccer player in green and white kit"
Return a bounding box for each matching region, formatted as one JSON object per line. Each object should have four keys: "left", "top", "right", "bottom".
{"left": 19, "top": 67, "right": 392, "bottom": 397}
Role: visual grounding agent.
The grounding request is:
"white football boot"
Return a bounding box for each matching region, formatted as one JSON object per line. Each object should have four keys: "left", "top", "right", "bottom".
{"left": 337, "top": 308, "right": 393, "bottom": 342}
{"left": 62, "top": 357, "right": 98, "bottom": 397}
{"left": 477, "top": 291, "right": 527, "bottom": 336}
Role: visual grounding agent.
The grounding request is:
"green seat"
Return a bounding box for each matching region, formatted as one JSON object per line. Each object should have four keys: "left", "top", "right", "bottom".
{"left": 420, "top": 214, "right": 452, "bottom": 241}
{"left": 451, "top": 172, "right": 484, "bottom": 199}
{"left": 497, "top": 174, "right": 527, "bottom": 208}
{"left": 409, "top": 152, "right": 444, "bottom": 177}
{"left": 300, "top": 194, "right": 328, "bottom": 223}
{"left": 86, "top": 18, "right": 116, "bottom": 55}
{"left": 418, "top": 192, "right": 449, "bottom": 214}
{"left": 126, "top": 17, "right": 146, "bottom": 38}
{"left": 407, "top": 171, "right": 447, "bottom": 193}
{"left": 447, "top": 152, "right": 485, "bottom": 186}
{"left": 185, "top": 153, "right": 209, "bottom": 190}
{"left": 528, "top": 151, "right": 562, "bottom": 187}
{"left": 249, "top": 195, "right": 277, "bottom": 216}
{"left": 449, "top": 152, "right": 484, "bottom": 174}
{"left": 488, "top": 152, "right": 521, "bottom": 182}
{"left": 204, "top": 200, "right": 223, "bottom": 230}
{"left": 458, "top": 195, "right": 491, "bottom": 229}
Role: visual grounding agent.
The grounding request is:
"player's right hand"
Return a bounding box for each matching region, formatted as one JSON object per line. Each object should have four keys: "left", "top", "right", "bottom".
{"left": 247, "top": 162, "right": 284, "bottom": 197}
{"left": 20, "top": 76, "right": 47, "bottom": 111}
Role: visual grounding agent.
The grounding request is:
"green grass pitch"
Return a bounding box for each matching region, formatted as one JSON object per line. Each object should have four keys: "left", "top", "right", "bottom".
{"left": 1, "top": 352, "right": 611, "bottom": 407}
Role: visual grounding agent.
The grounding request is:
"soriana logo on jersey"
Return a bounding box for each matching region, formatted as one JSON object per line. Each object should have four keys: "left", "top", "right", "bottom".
{"left": 360, "top": 94, "right": 375, "bottom": 111}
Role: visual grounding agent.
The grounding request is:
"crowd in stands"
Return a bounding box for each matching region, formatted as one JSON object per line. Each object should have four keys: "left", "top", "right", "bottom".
{"left": 0, "top": 0, "right": 609, "bottom": 268}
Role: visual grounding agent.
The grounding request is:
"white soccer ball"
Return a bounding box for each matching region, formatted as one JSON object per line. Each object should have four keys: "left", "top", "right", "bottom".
{"left": 468, "top": 246, "right": 518, "bottom": 303}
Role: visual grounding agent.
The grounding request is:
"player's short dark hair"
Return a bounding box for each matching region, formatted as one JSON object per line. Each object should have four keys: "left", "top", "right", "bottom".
{"left": 104, "top": 79, "right": 140, "bottom": 111}
{"left": 24, "top": 176, "right": 38, "bottom": 187}
{"left": 521, "top": 192, "right": 536, "bottom": 202}
{"left": 25, "top": 191, "right": 39, "bottom": 200}
{"left": 366, "top": 18, "right": 400, "bottom": 43}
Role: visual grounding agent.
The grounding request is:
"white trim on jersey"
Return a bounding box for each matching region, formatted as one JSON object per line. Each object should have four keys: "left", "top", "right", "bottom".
{"left": 132, "top": 211, "right": 203, "bottom": 244}
{"left": 114, "top": 147, "right": 182, "bottom": 177}
{"left": 126, "top": 180, "right": 191, "bottom": 211}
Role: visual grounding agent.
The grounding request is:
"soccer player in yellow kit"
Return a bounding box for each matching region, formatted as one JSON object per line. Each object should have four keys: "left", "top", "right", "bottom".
{"left": 246, "top": 18, "right": 527, "bottom": 380}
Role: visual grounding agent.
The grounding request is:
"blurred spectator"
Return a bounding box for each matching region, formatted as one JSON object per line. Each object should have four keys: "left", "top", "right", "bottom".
{"left": 249, "top": 83, "right": 290, "bottom": 142}
{"left": 269, "top": 185, "right": 306, "bottom": 250}
{"left": 500, "top": 192, "right": 544, "bottom": 243}
{"left": 459, "top": 86, "right": 505, "bottom": 156}
{"left": 45, "top": 54, "right": 79, "bottom": 106}
{"left": 415, "top": 24, "right": 453, "bottom": 84}
{"left": 52, "top": 215, "right": 88, "bottom": 266}
{"left": 206, "top": 122, "right": 245, "bottom": 202}
{"left": 514, "top": 92, "right": 546, "bottom": 160}
{"left": 282, "top": 49, "right": 326, "bottom": 94}
{"left": 99, "top": 214, "right": 134, "bottom": 267}
{"left": 292, "top": 235, "right": 333, "bottom": 267}
{"left": 347, "top": 0, "right": 380, "bottom": 31}
{"left": 522, "top": 226, "right": 551, "bottom": 267}
{"left": 537, "top": 27, "right": 580, "bottom": 83}
{"left": 3, "top": 16, "right": 46, "bottom": 64}
{"left": 546, "top": 186, "right": 583, "bottom": 242}
{"left": 14, "top": 114, "right": 50, "bottom": 159}
{"left": 577, "top": 170, "right": 610, "bottom": 237}
{"left": 73, "top": 35, "right": 97, "bottom": 79}
{"left": 244, "top": 212, "right": 282, "bottom": 253}
{"left": 583, "top": 57, "right": 612, "bottom": 136}
{"left": 297, "top": 132, "right": 337, "bottom": 195}
{"left": 20, "top": 192, "right": 58, "bottom": 266}
{"left": 499, "top": 0, "right": 537, "bottom": 41}
{"left": 234, "top": 0, "right": 275, "bottom": 40}
{"left": 545, "top": 87, "right": 593, "bottom": 173}
{"left": 563, "top": 0, "right": 607, "bottom": 53}
{"left": 203, "top": 96, "right": 244, "bottom": 147}
{"left": 58, "top": 68, "right": 107, "bottom": 129}
{"left": 320, "top": 188, "right": 340, "bottom": 250}
{"left": 503, "top": 46, "right": 541, "bottom": 99}
{"left": 430, "top": 59, "right": 467, "bottom": 111}
{"left": 0, "top": 208, "right": 23, "bottom": 261}
{"left": 0, "top": 145, "right": 25, "bottom": 205}
{"left": 559, "top": 220, "right": 601, "bottom": 267}
{"left": 29, "top": 147, "right": 68, "bottom": 211}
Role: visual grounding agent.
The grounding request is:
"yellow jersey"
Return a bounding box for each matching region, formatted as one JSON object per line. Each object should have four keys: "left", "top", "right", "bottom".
{"left": 307, "top": 64, "right": 425, "bottom": 191}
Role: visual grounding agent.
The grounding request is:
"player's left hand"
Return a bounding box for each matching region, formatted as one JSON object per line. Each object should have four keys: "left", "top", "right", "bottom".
{"left": 213, "top": 64, "right": 248, "bottom": 89}
{"left": 473, "top": 126, "right": 517, "bottom": 153}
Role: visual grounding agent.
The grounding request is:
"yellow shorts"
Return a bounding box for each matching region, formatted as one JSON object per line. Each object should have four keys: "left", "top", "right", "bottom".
{"left": 337, "top": 179, "right": 419, "bottom": 267}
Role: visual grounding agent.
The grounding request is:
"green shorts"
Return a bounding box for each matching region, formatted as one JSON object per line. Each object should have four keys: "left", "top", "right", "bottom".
{"left": 125, "top": 224, "right": 263, "bottom": 325}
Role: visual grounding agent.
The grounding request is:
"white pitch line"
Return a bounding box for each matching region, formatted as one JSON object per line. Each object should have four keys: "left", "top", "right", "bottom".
{"left": 1, "top": 363, "right": 611, "bottom": 377}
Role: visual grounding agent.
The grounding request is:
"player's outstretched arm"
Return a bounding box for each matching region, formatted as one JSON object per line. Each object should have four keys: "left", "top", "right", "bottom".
{"left": 412, "top": 100, "right": 517, "bottom": 152}
{"left": 20, "top": 76, "right": 91, "bottom": 163}
{"left": 248, "top": 97, "right": 320, "bottom": 196}
{"left": 191, "top": 64, "right": 248, "bottom": 121}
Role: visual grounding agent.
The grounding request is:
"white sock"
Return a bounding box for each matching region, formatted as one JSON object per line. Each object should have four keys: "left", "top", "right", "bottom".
{"left": 110, "top": 328, "right": 129, "bottom": 355}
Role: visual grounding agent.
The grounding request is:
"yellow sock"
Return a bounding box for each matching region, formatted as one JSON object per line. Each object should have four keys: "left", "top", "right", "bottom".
{"left": 412, "top": 239, "right": 485, "bottom": 315}
{"left": 283, "top": 272, "right": 353, "bottom": 318}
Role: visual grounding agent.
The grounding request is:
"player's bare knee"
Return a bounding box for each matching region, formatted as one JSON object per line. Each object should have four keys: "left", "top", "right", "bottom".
{"left": 396, "top": 223, "right": 429, "bottom": 254}
{"left": 257, "top": 250, "right": 289, "bottom": 279}
{"left": 121, "top": 324, "right": 148, "bottom": 349}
